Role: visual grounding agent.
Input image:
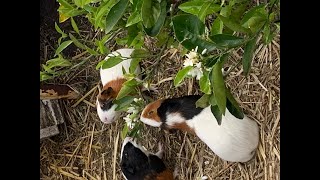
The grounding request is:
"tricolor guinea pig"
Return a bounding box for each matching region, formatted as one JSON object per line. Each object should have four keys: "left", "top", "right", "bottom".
{"left": 120, "top": 137, "right": 174, "bottom": 180}
{"left": 96, "top": 48, "right": 141, "bottom": 124}
{"left": 140, "top": 95, "right": 259, "bottom": 163}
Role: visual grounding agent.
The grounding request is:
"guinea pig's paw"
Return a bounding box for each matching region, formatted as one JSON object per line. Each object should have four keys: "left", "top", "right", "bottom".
{"left": 155, "top": 142, "right": 164, "bottom": 159}
{"left": 141, "top": 83, "right": 158, "bottom": 93}
{"left": 148, "top": 84, "right": 158, "bottom": 93}
{"left": 173, "top": 166, "right": 179, "bottom": 179}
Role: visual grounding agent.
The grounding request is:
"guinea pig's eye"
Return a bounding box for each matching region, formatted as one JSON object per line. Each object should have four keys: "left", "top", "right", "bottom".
{"left": 148, "top": 110, "right": 154, "bottom": 116}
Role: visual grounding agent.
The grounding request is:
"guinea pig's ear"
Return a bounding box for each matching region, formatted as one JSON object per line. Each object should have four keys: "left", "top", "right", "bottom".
{"left": 101, "top": 87, "right": 113, "bottom": 96}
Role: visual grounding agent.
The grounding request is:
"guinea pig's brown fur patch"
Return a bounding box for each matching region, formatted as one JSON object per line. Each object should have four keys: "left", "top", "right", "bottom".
{"left": 171, "top": 121, "right": 195, "bottom": 135}
{"left": 156, "top": 169, "right": 174, "bottom": 180}
{"left": 98, "top": 78, "right": 126, "bottom": 101}
{"left": 143, "top": 169, "right": 174, "bottom": 180}
{"left": 141, "top": 99, "right": 163, "bottom": 122}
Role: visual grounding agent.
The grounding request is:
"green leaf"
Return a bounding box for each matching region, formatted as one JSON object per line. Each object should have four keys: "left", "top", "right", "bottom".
{"left": 199, "top": 70, "right": 211, "bottom": 94}
{"left": 96, "top": 40, "right": 108, "bottom": 54}
{"left": 131, "top": 49, "right": 149, "bottom": 58}
{"left": 230, "top": 1, "right": 249, "bottom": 21}
{"left": 129, "top": 32, "right": 144, "bottom": 48}
{"left": 209, "top": 93, "right": 217, "bottom": 106}
{"left": 70, "top": 17, "right": 80, "bottom": 35}
{"left": 220, "top": 5, "right": 232, "bottom": 17}
{"left": 196, "top": 94, "right": 210, "bottom": 108}
{"left": 205, "top": 56, "right": 219, "bottom": 67}
{"left": 127, "top": 25, "right": 140, "bottom": 46}
{"left": 211, "top": 105, "right": 222, "bottom": 125}
{"left": 83, "top": 4, "right": 97, "bottom": 13}
{"left": 114, "top": 96, "right": 135, "bottom": 111}
{"left": 178, "top": 0, "right": 204, "bottom": 15}
{"left": 129, "top": 58, "right": 142, "bottom": 74}
{"left": 55, "top": 22, "right": 67, "bottom": 37}
{"left": 241, "top": 4, "right": 268, "bottom": 33}
{"left": 102, "top": 56, "right": 123, "bottom": 69}
{"left": 262, "top": 24, "right": 271, "bottom": 44}
{"left": 54, "top": 40, "right": 73, "bottom": 57}
{"left": 269, "top": 12, "right": 276, "bottom": 22}
{"left": 69, "top": 33, "right": 86, "bottom": 49}
{"left": 69, "top": 33, "right": 98, "bottom": 55}
{"left": 242, "top": 36, "right": 257, "bottom": 76}
{"left": 42, "top": 64, "right": 55, "bottom": 74}
{"left": 58, "top": 7, "right": 86, "bottom": 18}
{"left": 116, "top": 37, "right": 128, "bottom": 45}
{"left": 126, "top": 12, "right": 142, "bottom": 27}
{"left": 129, "top": 49, "right": 148, "bottom": 73}
{"left": 172, "top": 14, "right": 219, "bottom": 53}
{"left": 141, "top": 0, "right": 161, "bottom": 28}
{"left": 178, "top": 0, "right": 220, "bottom": 21}
{"left": 212, "top": 61, "right": 226, "bottom": 115}
{"left": 225, "top": 87, "right": 244, "bottom": 119}
{"left": 144, "top": 0, "right": 167, "bottom": 37}
{"left": 128, "top": 123, "right": 142, "bottom": 137}
{"left": 116, "top": 79, "right": 140, "bottom": 100}
{"left": 174, "top": 66, "right": 194, "bottom": 87}
{"left": 217, "top": 14, "right": 250, "bottom": 34}
{"left": 105, "top": 0, "right": 129, "bottom": 34}
{"left": 96, "top": 60, "right": 106, "bottom": 70}
{"left": 209, "top": 34, "right": 244, "bottom": 48}
{"left": 40, "top": 71, "right": 53, "bottom": 81}
{"left": 74, "top": 0, "right": 91, "bottom": 8}
{"left": 117, "top": 85, "right": 135, "bottom": 100}
{"left": 95, "top": 0, "right": 118, "bottom": 28}
{"left": 198, "top": 3, "right": 220, "bottom": 22}
{"left": 220, "top": 52, "right": 230, "bottom": 66}
{"left": 132, "top": 0, "right": 143, "bottom": 10}
{"left": 210, "top": 18, "right": 223, "bottom": 35}
{"left": 123, "top": 78, "right": 140, "bottom": 86}
{"left": 156, "top": 30, "right": 169, "bottom": 47}
{"left": 121, "top": 124, "right": 129, "bottom": 140}
{"left": 241, "top": 4, "right": 267, "bottom": 25}
{"left": 46, "top": 57, "right": 72, "bottom": 69}
{"left": 57, "top": 0, "right": 74, "bottom": 9}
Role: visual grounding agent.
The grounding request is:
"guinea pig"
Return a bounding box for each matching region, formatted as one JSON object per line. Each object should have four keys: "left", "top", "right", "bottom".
{"left": 120, "top": 137, "right": 174, "bottom": 180}
{"left": 96, "top": 48, "right": 141, "bottom": 124}
{"left": 140, "top": 95, "right": 259, "bottom": 163}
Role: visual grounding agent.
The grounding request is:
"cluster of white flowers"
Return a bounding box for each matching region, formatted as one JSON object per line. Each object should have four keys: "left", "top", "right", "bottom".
{"left": 123, "top": 98, "right": 144, "bottom": 129}
{"left": 183, "top": 46, "right": 207, "bottom": 80}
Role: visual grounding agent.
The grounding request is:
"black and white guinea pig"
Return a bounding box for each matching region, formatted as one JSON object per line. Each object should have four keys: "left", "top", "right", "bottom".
{"left": 120, "top": 137, "right": 174, "bottom": 180}
{"left": 96, "top": 48, "right": 141, "bottom": 124}
{"left": 140, "top": 95, "right": 259, "bottom": 163}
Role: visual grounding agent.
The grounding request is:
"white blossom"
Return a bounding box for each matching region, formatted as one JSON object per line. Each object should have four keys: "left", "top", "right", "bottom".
{"left": 184, "top": 46, "right": 200, "bottom": 67}
{"left": 124, "top": 115, "right": 133, "bottom": 128}
{"left": 127, "top": 107, "right": 138, "bottom": 114}
{"left": 183, "top": 58, "right": 194, "bottom": 67}
{"left": 188, "top": 67, "right": 203, "bottom": 80}
{"left": 201, "top": 48, "right": 207, "bottom": 55}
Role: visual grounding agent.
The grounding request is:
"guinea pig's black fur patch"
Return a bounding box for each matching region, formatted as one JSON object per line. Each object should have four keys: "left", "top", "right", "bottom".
{"left": 120, "top": 142, "right": 167, "bottom": 180}
{"left": 99, "top": 99, "right": 113, "bottom": 111}
{"left": 157, "top": 95, "right": 203, "bottom": 121}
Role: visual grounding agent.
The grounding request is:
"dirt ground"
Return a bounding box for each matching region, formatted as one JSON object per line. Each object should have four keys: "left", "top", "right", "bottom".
{"left": 40, "top": 2, "right": 280, "bottom": 179}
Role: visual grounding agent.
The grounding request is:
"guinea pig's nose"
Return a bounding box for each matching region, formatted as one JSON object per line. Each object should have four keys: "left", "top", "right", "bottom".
{"left": 102, "top": 117, "right": 111, "bottom": 124}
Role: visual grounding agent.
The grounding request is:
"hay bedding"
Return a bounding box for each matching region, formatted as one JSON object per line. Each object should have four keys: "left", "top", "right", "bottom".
{"left": 40, "top": 16, "right": 280, "bottom": 179}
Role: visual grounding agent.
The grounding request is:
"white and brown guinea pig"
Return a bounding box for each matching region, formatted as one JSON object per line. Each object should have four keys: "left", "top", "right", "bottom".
{"left": 140, "top": 95, "right": 259, "bottom": 163}
{"left": 120, "top": 137, "right": 174, "bottom": 180}
{"left": 96, "top": 48, "right": 141, "bottom": 124}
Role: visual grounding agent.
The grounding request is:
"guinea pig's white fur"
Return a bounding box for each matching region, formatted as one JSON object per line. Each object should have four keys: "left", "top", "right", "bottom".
{"left": 140, "top": 96, "right": 259, "bottom": 163}
{"left": 96, "top": 48, "right": 141, "bottom": 124}
{"left": 100, "top": 49, "right": 141, "bottom": 86}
